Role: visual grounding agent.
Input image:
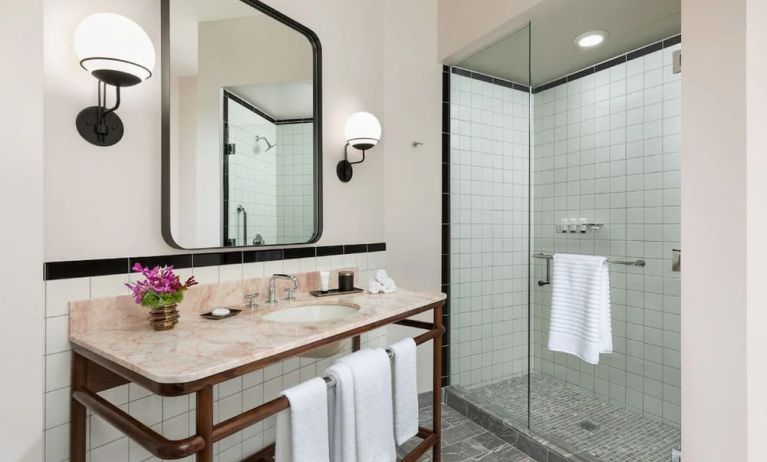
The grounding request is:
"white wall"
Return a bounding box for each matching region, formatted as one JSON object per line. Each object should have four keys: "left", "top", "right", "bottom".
{"left": 43, "top": 0, "right": 386, "bottom": 261}
{"left": 382, "top": 0, "right": 443, "bottom": 392}
{"left": 746, "top": 0, "right": 767, "bottom": 459}
{"left": 681, "top": 0, "right": 747, "bottom": 460}
{"left": 0, "top": 1, "right": 45, "bottom": 461}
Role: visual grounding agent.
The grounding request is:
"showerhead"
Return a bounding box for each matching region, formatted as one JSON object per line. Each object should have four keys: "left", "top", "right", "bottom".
{"left": 255, "top": 135, "right": 275, "bottom": 151}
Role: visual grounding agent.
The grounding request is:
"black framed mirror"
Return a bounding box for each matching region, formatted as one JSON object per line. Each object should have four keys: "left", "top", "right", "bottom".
{"left": 161, "top": 0, "right": 322, "bottom": 249}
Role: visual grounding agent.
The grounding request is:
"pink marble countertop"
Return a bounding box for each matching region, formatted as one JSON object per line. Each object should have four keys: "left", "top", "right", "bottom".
{"left": 69, "top": 288, "right": 445, "bottom": 384}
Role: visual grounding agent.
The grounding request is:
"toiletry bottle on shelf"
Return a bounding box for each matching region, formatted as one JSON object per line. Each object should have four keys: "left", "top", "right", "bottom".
{"left": 579, "top": 218, "right": 587, "bottom": 233}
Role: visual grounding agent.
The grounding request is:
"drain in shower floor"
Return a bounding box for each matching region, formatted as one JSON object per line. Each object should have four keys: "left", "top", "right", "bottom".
{"left": 580, "top": 421, "right": 599, "bottom": 431}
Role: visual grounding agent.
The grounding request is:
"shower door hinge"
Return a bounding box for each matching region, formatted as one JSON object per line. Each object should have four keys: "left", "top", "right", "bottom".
{"left": 225, "top": 143, "right": 236, "bottom": 155}
{"left": 672, "top": 50, "right": 682, "bottom": 74}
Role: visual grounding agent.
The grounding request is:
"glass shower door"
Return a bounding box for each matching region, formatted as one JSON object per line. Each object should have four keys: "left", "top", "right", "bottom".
{"left": 446, "top": 23, "right": 532, "bottom": 427}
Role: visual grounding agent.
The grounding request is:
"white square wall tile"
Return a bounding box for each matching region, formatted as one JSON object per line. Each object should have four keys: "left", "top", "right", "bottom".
{"left": 46, "top": 351, "right": 71, "bottom": 392}
{"left": 90, "top": 274, "right": 130, "bottom": 299}
{"left": 46, "top": 278, "right": 89, "bottom": 317}
{"left": 45, "top": 387, "right": 70, "bottom": 429}
{"left": 45, "top": 423, "right": 69, "bottom": 462}
{"left": 46, "top": 315, "right": 70, "bottom": 355}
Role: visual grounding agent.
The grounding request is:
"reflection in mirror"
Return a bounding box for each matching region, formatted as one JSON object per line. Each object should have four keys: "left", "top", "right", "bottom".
{"left": 164, "top": 0, "right": 320, "bottom": 249}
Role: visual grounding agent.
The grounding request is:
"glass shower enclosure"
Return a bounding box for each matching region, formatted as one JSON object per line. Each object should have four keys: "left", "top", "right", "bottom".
{"left": 444, "top": 16, "right": 682, "bottom": 462}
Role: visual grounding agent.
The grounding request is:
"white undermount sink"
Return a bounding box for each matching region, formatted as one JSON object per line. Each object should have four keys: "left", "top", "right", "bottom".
{"left": 262, "top": 302, "right": 361, "bottom": 358}
{"left": 262, "top": 303, "right": 360, "bottom": 323}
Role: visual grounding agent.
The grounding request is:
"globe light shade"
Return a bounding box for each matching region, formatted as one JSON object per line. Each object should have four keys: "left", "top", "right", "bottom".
{"left": 344, "top": 112, "right": 382, "bottom": 150}
{"left": 74, "top": 13, "right": 155, "bottom": 87}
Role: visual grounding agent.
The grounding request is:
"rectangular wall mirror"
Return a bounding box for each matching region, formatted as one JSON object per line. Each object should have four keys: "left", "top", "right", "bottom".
{"left": 162, "top": 0, "right": 322, "bottom": 249}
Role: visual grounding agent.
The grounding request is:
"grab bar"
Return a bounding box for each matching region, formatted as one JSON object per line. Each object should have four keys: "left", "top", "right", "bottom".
{"left": 532, "top": 252, "right": 646, "bottom": 286}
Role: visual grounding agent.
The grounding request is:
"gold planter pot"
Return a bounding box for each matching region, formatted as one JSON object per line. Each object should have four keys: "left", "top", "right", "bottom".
{"left": 148, "top": 304, "right": 179, "bottom": 331}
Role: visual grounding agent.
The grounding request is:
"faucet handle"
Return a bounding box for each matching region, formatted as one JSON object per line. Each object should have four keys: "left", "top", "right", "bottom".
{"left": 244, "top": 293, "right": 259, "bottom": 309}
{"left": 284, "top": 288, "right": 296, "bottom": 301}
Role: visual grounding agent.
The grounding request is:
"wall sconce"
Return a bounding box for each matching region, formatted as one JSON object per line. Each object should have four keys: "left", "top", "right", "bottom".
{"left": 73, "top": 13, "right": 155, "bottom": 146}
{"left": 337, "top": 112, "right": 382, "bottom": 182}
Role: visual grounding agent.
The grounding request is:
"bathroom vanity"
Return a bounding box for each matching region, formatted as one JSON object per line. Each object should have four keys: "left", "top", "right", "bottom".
{"left": 68, "top": 282, "right": 445, "bottom": 462}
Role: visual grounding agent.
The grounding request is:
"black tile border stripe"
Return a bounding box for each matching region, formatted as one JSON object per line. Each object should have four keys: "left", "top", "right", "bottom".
{"left": 44, "top": 242, "right": 387, "bottom": 281}
{"left": 44, "top": 258, "right": 130, "bottom": 281}
{"left": 532, "top": 34, "right": 681, "bottom": 93}
{"left": 284, "top": 247, "right": 316, "bottom": 260}
{"left": 451, "top": 66, "right": 531, "bottom": 93}
{"left": 441, "top": 66, "right": 452, "bottom": 388}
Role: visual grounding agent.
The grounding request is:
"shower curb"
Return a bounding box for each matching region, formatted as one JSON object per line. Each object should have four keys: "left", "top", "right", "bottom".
{"left": 444, "top": 386, "right": 597, "bottom": 462}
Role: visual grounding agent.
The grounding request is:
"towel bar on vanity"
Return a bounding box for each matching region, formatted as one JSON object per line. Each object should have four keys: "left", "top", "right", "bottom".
{"left": 322, "top": 347, "right": 395, "bottom": 388}
{"left": 532, "top": 252, "right": 646, "bottom": 286}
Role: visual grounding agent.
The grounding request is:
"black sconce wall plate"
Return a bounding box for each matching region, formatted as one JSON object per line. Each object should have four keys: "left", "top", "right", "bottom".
{"left": 76, "top": 106, "right": 124, "bottom": 146}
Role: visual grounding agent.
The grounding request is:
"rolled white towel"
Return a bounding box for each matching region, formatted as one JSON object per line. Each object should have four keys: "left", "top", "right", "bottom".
{"left": 368, "top": 279, "right": 383, "bottom": 294}
{"left": 382, "top": 278, "right": 397, "bottom": 294}
{"left": 375, "top": 269, "right": 389, "bottom": 284}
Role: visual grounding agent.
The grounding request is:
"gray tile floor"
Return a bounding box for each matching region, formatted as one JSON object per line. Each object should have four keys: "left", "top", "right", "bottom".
{"left": 469, "top": 373, "right": 681, "bottom": 462}
{"left": 398, "top": 404, "right": 537, "bottom": 461}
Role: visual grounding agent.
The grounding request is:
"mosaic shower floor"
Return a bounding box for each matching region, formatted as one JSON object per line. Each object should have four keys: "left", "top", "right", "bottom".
{"left": 469, "top": 373, "right": 681, "bottom": 462}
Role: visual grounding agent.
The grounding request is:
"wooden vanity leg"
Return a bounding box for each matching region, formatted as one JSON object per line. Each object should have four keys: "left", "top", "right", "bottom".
{"left": 352, "top": 335, "right": 361, "bottom": 352}
{"left": 433, "top": 303, "right": 443, "bottom": 462}
{"left": 196, "top": 385, "right": 214, "bottom": 462}
{"left": 70, "top": 352, "right": 87, "bottom": 462}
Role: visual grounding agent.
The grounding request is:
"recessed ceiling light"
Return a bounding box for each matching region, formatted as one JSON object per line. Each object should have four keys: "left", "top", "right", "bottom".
{"left": 574, "top": 31, "right": 607, "bottom": 48}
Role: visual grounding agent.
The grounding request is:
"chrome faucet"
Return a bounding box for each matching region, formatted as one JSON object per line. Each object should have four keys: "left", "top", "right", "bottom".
{"left": 268, "top": 274, "right": 299, "bottom": 303}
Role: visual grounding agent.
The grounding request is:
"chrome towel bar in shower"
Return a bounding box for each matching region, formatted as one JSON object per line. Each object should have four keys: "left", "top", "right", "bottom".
{"left": 532, "top": 252, "right": 646, "bottom": 286}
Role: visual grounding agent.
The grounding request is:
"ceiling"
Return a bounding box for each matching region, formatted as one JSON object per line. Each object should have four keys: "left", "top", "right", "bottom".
{"left": 457, "top": 0, "right": 681, "bottom": 86}
{"left": 227, "top": 81, "right": 314, "bottom": 120}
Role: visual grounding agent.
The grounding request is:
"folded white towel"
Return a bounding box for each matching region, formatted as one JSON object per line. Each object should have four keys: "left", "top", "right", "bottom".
{"left": 548, "top": 253, "right": 612, "bottom": 365}
{"left": 389, "top": 338, "right": 418, "bottom": 445}
{"left": 381, "top": 278, "right": 397, "bottom": 294}
{"left": 375, "top": 269, "right": 389, "bottom": 283}
{"left": 338, "top": 349, "right": 396, "bottom": 462}
{"left": 368, "top": 279, "right": 383, "bottom": 294}
{"left": 275, "top": 378, "right": 330, "bottom": 462}
{"left": 325, "top": 363, "right": 356, "bottom": 462}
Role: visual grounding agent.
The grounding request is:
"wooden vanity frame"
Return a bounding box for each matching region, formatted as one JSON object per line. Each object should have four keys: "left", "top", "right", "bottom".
{"left": 70, "top": 300, "right": 444, "bottom": 462}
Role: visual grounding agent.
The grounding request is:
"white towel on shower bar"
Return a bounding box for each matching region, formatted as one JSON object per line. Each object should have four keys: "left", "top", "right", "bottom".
{"left": 275, "top": 377, "right": 330, "bottom": 462}
{"left": 548, "top": 253, "right": 612, "bottom": 365}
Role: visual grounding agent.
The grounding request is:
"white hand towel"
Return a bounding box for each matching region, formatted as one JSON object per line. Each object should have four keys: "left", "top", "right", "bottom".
{"left": 275, "top": 377, "right": 330, "bottom": 462}
{"left": 381, "top": 278, "right": 397, "bottom": 294}
{"left": 548, "top": 253, "right": 612, "bottom": 365}
{"left": 375, "top": 269, "right": 389, "bottom": 283}
{"left": 368, "top": 279, "right": 383, "bottom": 294}
{"left": 325, "top": 363, "right": 356, "bottom": 462}
{"left": 389, "top": 338, "right": 418, "bottom": 445}
{"left": 338, "top": 349, "right": 396, "bottom": 462}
